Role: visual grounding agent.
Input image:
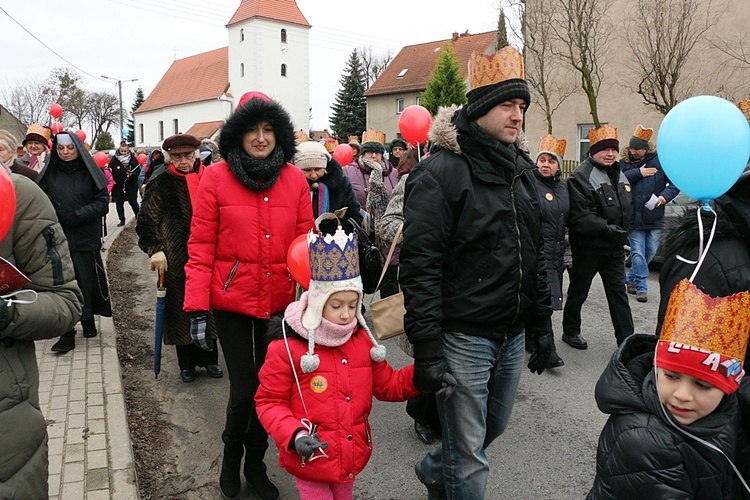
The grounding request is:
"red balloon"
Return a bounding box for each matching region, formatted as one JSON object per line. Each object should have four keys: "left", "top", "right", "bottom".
{"left": 47, "top": 139, "right": 53, "bottom": 150}
{"left": 137, "top": 153, "right": 148, "bottom": 165}
{"left": 50, "top": 103, "right": 63, "bottom": 119}
{"left": 50, "top": 122, "right": 64, "bottom": 135}
{"left": 398, "top": 105, "right": 433, "bottom": 147}
{"left": 75, "top": 129, "right": 86, "bottom": 142}
{"left": 94, "top": 152, "right": 109, "bottom": 167}
{"left": 0, "top": 168, "right": 16, "bottom": 243}
{"left": 332, "top": 144, "right": 354, "bottom": 166}
{"left": 286, "top": 234, "right": 310, "bottom": 290}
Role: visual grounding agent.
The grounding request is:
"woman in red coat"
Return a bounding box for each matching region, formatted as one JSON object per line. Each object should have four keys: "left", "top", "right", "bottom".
{"left": 183, "top": 92, "right": 314, "bottom": 500}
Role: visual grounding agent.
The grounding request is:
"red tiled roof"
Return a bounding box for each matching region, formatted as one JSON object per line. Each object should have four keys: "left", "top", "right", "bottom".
{"left": 227, "top": 0, "right": 310, "bottom": 28}
{"left": 136, "top": 48, "right": 229, "bottom": 113}
{"left": 364, "top": 31, "right": 498, "bottom": 97}
{"left": 185, "top": 120, "right": 224, "bottom": 139}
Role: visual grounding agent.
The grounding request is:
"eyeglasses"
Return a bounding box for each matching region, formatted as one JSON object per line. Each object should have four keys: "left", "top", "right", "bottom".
{"left": 171, "top": 153, "right": 195, "bottom": 161}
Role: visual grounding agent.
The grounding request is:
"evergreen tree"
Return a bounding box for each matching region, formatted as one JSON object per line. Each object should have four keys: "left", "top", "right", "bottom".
{"left": 421, "top": 43, "right": 467, "bottom": 116}
{"left": 329, "top": 50, "right": 366, "bottom": 140}
{"left": 496, "top": 9, "right": 509, "bottom": 50}
{"left": 127, "top": 86, "right": 145, "bottom": 147}
{"left": 94, "top": 131, "right": 115, "bottom": 151}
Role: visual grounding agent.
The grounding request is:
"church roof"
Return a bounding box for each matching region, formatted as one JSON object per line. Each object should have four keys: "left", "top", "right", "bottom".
{"left": 365, "top": 31, "right": 498, "bottom": 97}
{"left": 136, "top": 47, "right": 229, "bottom": 113}
{"left": 227, "top": 0, "right": 310, "bottom": 28}
{"left": 185, "top": 120, "right": 224, "bottom": 140}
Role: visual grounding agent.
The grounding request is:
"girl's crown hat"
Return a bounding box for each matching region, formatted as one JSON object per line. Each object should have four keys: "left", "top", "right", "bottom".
{"left": 299, "top": 223, "right": 386, "bottom": 373}
{"left": 656, "top": 278, "right": 750, "bottom": 394}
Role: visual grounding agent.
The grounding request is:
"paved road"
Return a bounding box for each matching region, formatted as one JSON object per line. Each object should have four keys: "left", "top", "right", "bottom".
{"left": 116, "top": 237, "right": 661, "bottom": 499}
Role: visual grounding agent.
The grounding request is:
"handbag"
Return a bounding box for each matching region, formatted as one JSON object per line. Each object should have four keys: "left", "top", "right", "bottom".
{"left": 369, "top": 224, "right": 405, "bottom": 340}
{"left": 352, "top": 215, "right": 385, "bottom": 294}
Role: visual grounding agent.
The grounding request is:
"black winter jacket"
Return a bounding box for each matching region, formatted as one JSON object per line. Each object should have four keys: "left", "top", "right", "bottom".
{"left": 400, "top": 105, "right": 552, "bottom": 359}
{"left": 589, "top": 334, "right": 739, "bottom": 500}
{"left": 307, "top": 157, "right": 362, "bottom": 234}
{"left": 109, "top": 152, "right": 140, "bottom": 201}
{"left": 532, "top": 169, "right": 569, "bottom": 310}
{"left": 621, "top": 148, "right": 679, "bottom": 230}
{"left": 568, "top": 156, "right": 632, "bottom": 256}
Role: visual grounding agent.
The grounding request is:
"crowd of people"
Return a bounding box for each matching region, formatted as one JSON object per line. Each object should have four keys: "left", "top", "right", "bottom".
{"left": 2, "top": 42, "right": 750, "bottom": 500}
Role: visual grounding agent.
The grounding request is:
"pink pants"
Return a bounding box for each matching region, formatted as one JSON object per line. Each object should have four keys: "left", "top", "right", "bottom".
{"left": 294, "top": 477, "right": 354, "bottom": 500}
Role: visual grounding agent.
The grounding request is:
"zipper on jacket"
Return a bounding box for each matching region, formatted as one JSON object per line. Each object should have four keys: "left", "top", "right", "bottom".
{"left": 364, "top": 415, "right": 373, "bottom": 450}
{"left": 222, "top": 260, "right": 240, "bottom": 294}
{"left": 43, "top": 226, "right": 64, "bottom": 285}
{"left": 510, "top": 174, "right": 523, "bottom": 321}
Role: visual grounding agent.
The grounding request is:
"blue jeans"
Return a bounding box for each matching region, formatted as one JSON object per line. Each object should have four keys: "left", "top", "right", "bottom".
{"left": 417, "top": 332, "right": 525, "bottom": 499}
{"left": 626, "top": 229, "right": 661, "bottom": 293}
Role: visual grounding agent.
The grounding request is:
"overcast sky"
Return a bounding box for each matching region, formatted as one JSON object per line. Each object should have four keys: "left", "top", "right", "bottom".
{"left": 0, "top": 0, "right": 507, "bottom": 132}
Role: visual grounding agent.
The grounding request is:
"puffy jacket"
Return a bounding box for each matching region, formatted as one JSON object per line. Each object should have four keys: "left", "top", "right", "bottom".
{"left": 621, "top": 148, "right": 679, "bottom": 230}
{"left": 589, "top": 334, "right": 739, "bottom": 499}
{"left": 256, "top": 323, "right": 418, "bottom": 484}
{"left": 183, "top": 160, "right": 314, "bottom": 317}
{"left": 568, "top": 155, "right": 632, "bottom": 256}
{"left": 0, "top": 174, "right": 82, "bottom": 499}
{"left": 399, "top": 105, "right": 552, "bottom": 359}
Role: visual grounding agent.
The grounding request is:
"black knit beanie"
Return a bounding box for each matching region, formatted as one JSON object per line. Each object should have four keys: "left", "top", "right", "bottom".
{"left": 629, "top": 136, "right": 649, "bottom": 150}
{"left": 464, "top": 79, "right": 531, "bottom": 121}
{"left": 590, "top": 138, "right": 619, "bottom": 156}
{"left": 361, "top": 141, "right": 384, "bottom": 154}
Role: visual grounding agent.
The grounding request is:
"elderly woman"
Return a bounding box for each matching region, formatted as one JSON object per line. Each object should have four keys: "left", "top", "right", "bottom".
{"left": 0, "top": 129, "right": 37, "bottom": 180}
{"left": 293, "top": 140, "right": 361, "bottom": 233}
{"left": 136, "top": 134, "right": 222, "bottom": 383}
{"left": 183, "top": 92, "right": 314, "bottom": 500}
{"left": 531, "top": 135, "right": 569, "bottom": 369}
{"left": 36, "top": 131, "right": 110, "bottom": 352}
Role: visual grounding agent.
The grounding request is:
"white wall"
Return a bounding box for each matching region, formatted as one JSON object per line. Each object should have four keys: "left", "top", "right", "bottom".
{"left": 134, "top": 99, "right": 229, "bottom": 149}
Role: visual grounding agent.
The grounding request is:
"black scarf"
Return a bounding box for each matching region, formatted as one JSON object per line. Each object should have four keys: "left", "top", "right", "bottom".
{"left": 226, "top": 146, "right": 284, "bottom": 191}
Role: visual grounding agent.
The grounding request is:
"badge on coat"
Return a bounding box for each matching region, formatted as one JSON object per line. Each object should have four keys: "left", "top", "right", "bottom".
{"left": 625, "top": 185, "right": 631, "bottom": 192}
{"left": 545, "top": 192, "right": 554, "bottom": 201}
{"left": 311, "top": 375, "right": 328, "bottom": 393}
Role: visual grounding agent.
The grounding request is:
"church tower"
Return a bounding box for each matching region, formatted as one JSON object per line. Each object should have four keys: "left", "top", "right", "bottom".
{"left": 227, "top": 0, "right": 311, "bottom": 132}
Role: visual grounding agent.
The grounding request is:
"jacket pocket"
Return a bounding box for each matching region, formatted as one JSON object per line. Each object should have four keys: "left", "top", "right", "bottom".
{"left": 222, "top": 260, "right": 240, "bottom": 294}
{"left": 363, "top": 415, "right": 373, "bottom": 450}
{"left": 598, "top": 184, "right": 617, "bottom": 207}
{"left": 42, "top": 226, "right": 64, "bottom": 286}
{"left": 444, "top": 253, "right": 494, "bottom": 293}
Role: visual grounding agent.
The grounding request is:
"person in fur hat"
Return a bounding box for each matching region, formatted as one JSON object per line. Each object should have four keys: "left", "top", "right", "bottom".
{"left": 183, "top": 91, "right": 314, "bottom": 500}
{"left": 255, "top": 226, "right": 418, "bottom": 500}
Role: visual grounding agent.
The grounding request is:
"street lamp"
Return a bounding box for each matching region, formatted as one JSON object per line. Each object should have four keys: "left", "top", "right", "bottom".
{"left": 101, "top": 75, "right": 139, "bottom": 143}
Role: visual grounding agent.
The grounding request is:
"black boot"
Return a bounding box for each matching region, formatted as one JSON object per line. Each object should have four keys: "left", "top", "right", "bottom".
{"left": 546, "top": 336, "right": 565, "bottom": 368}
{"left": 82, "top": 319, "right": 98, "bottom": 338}
{"left": 51, "top": 330, "right": 76, "bottom": 353}
{"left": 219, "top": 444, "right": 243, "bottom": 499}
{"left": 244, "top": 460, "right": 279, "bottom": 500}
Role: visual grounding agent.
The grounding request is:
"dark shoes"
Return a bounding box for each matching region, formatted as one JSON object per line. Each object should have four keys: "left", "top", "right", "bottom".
{"left": 547, "top": 350, "right": 565, "bottom": 368}
{"left": 562, "top": 333, "right": 588, "bottom": 350}
{"left": 245, "top": 467, "right": 280, "bottom": 500}
{"left": 206, "top": 364, "right": 224, "bottom": 378}
{"left": 51, "top": 332, "right": 76, "bottom": 353}
{"left": 117, "top": 220, "right": 126, "bottom": 227}
{"left": 180, "top": 368, "right": 196, "bottom": 383}
{"left": 82, "top": 319, "right": 97, "bottom": 338}
{"left": 626, "top": 282, "right": 636, "bottom": 295}
{"left": 219, "top": 446, "right": 243, "bottom": 499}
{"left": 414, "top": 421, "right": 434, "bottom": 445}
{"left": 415, "top": 461, "right": 447, "bottom": 500}
{"left": 636, "top": 292, "right": 648, "bottom": 303}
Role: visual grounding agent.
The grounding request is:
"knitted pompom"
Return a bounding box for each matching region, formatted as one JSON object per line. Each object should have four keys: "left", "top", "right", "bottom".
{"left": 301, "top": 353, "right": 320, "bottom": 373}
{"left": 370, "top": 344, "right": 386, "bottom": 363}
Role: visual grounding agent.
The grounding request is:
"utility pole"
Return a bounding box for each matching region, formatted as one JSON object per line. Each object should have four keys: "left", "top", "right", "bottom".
{"left": 101, "top": 75, "right": 139, "bottom": 143}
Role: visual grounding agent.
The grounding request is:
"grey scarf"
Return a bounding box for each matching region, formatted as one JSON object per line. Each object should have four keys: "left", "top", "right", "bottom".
{"left": 227, "top": 146, "right": 285, "bottom": 191}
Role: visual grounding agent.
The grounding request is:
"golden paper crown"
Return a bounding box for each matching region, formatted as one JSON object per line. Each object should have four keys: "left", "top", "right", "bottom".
{"left": 348, "top": 135, "right": 359, "bottom": 144}
{"left": 307, "top": 228, "right": 360, "bottom": 282}
{"left": 538, "top": 135, "right": 566, "bottom": 159}
{"left": 324, "top": 139, "right": 338, "bottom": 153}
{"left": 738, "top": 98, "right": 750, "bottom": 122}
{"left": 362, "top": 129, "right": 385, "bottom": 144}
{"left": 632, "top": 124, "right": 653, "bottom": 142}
{"left": 294, "top": 130, "right": 309, "bottom": 144}
{"left": 588, "top": 124, "right": 618, "bottom": 146}
{"left": 25, "top": 123, "right": 51, "bottom": 141}
{"left": 660, "top": 279, "right": 750, "bottom": 361}
{"left": 469, "top": 46, "right": 524, "bottom": 91}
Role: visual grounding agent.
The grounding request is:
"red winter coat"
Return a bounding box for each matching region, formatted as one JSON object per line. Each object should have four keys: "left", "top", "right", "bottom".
{"left": 255, "top": 326, "right": 418, "bottom": 483}
{"left": 183, "top": 160, "right": 314, "bottom": 317}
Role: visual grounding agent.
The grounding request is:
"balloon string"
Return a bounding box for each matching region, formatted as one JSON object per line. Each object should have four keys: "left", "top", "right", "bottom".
{"left": 680, "top": 205, "right": 717, "bottom": 282}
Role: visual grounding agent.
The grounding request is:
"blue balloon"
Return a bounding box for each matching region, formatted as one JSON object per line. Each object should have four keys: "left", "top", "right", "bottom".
{"left": 657, "top": 95, "right": 750, "bottom": 202}
{"left": 122, "top": 127, "right": 130, "bottom": 137}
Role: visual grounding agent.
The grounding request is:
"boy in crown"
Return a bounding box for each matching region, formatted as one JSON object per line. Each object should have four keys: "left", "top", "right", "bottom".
{"left": 588, "top": 279, "right": 750, "bottom": 499}
{"left": 255, "top": 225, "right": 418, "bottom": 500}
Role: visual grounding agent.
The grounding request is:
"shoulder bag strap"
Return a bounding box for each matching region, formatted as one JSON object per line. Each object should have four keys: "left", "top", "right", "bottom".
{"left": 375, "top": 223, "right": 403, "bottom": 292}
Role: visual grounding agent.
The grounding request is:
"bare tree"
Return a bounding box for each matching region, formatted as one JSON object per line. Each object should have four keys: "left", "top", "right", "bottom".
{"left": 2, "top": 76, "right": 54, "bottom": 125}
{"left": 87, "top": 91, "right": 119, "bottom": 147}
{"left": 358, "top": 46, "right": 394, "bottom": 88}
{"left": 626, "top": 0, "right": 727, "bottom": 115}
{"left": 548, "top": 0, "right": 612, "bottom": 128}
{"left": 711, "top": 33, "right": 750, "bottom": 70}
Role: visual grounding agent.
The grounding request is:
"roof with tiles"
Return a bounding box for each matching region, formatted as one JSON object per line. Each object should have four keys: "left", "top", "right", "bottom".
{"left": 227, "top": 0, "right": 310, "bottom": 28}
{"left": 184, "top": 120, "right": 224, "bottom": 139}
{"left": 364, "top": 31, "right": 498, "bottom": 97}
{"left": 136, "top": 48, "right": 229, "bottom": 113}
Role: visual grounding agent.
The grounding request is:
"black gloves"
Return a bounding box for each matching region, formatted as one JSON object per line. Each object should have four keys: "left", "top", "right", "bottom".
{"left": 294, "top": 433, "right": 329, "bottom": 458}
{"left": 189, "top": 313, "right": 214, "bottom": 351}
{"left": 527, "top": 331, "right": 552, "bottom": 375}
{"left": 414, "top": 356, "right": 456, "bottom": 397}
{"left": 606, "top": 224, "right": 628, "bottom": 246}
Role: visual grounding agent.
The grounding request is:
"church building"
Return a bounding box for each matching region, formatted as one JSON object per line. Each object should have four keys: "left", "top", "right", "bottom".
{"left": 134, "top": 0, "right": 310, "bottom": 148}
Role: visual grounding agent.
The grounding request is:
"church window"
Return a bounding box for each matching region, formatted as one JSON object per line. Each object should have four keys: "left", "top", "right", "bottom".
{"left": 240, "top": 63, "right": 245, "bottom": 77}
{"left": 158, "top": 121, "right": 164, "bottom": 141}
{"left": 281, "top": 29, "right": 287, "bottom": 43}
{"left": 281, "top": 64, "right": 287, "bottom": 77}
{"left": 138, "top": 124, "right": 144, "bottom": 143}
{"left": 240, "top": 28, "right": 244, "bottom": 42}
{"left": 173, "top": 119, "right": 179, "bottom": 134}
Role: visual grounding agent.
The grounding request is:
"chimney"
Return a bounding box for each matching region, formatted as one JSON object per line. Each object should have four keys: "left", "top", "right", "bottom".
{"left": 460, "top": 30, "right": 470, "bottom": 37}
{"left": 452, "top": 32, "right": 459, "bottom": 42}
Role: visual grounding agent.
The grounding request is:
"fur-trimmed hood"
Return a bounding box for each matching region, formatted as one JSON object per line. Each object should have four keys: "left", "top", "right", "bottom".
{"left": 620, "top": 142, "right": 656, "bottom": 163}
{"left": 218, "top": 97, "right": 297, "bottom": 163}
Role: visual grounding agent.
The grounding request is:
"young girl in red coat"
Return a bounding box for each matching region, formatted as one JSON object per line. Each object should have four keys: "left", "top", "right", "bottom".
{"left": 256, "top": 225, "right": 419, "bottom": 500}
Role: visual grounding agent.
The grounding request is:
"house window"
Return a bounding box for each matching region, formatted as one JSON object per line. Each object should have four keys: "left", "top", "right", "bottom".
{"left": 281, "top": 29, "right": 287, "bottom": 43}
{"left": 281, "top": 64, "right": 287, "bottom": 77}
{"left": 578, "top": 124, "right": 596, "bottom": 162}
{"left": 240, "top": 28, "right": 244, "bottom": 42}
{"left": 416, "top": 96, "right": 423, "bottom": 106}
{"left": 397, "top": 98, "right": 405, "bottom": 114}
{"left": 138, "top": 123, "right": 144, "bottom": 143}
{"left": 173, "top": 119, "right": 179, "bottom": 134}
{"left": 158, "top": 121, "right": 164, "bottom": 141}
{"left": 397, "top": 69, "right": 408, "bottom": 78}
{"left": 240, "top": 63, "right": 244, "bottom": 77}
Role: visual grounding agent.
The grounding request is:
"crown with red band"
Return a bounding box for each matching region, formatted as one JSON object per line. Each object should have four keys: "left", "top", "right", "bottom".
{"left": 656, "top": 279, "right": 750, "bottom": 394}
